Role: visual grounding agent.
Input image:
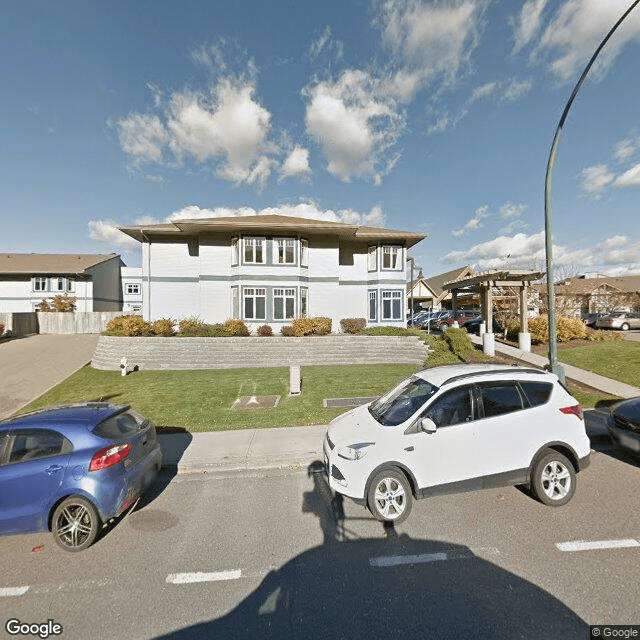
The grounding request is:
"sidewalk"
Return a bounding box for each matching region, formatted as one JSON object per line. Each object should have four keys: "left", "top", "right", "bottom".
{"left": 161, "top": 340, "right": 640, "bottom": 476}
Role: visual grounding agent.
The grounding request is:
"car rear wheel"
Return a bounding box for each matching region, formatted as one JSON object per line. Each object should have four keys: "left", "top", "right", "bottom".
{"left": 621, "top": 323, "right": 630, "bottom": 331}
{"left": 52, "top": 496, "right": 101, "bottom": 551}
{"left": 531, "top": 451, "right": 575, "bottom": 507}
{"left": 367, "top": 468, "right": 412, "bottom": 524}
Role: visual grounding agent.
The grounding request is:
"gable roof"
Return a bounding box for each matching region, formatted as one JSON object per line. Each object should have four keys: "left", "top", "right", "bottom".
{"left": 426, "top": 266, "right": 474, "bottom": 300}
{"left": 0, "top": 254, "right": 119, "bottom": 275}
{"left": 555, "top": 275, "right": 640, "bottom": 294}
{"left": 119, "top": 214, "right": 426, "bottom": 249}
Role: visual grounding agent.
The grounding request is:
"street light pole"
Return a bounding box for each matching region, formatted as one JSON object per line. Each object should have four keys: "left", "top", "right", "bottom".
{"left": 544, "top": 0, "right": 640, "bottom": 383}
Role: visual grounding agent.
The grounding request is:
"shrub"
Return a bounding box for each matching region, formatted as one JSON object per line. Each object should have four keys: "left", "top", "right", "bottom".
{"left": 528, "top": 316, "right": 549, "bottom": 344}
{"left": 151, "top": 318, "right": 175, "bottom": 336}
{"left": 585, "top": 328, "right": 624, "bottom": 342}
{"left": 312, "top": 317, "right": 332, "bottom": 335}
{"left": 557, "top": 316, "right": 587, "bottom": 342}
{"left": 422, "top": 334, "right": 460, "bottom": 365}
{"left": 37, "top": 294, "right": 76, "bottom": 312}
{"left": 223, "top": 319, "right": 251, "bottom": 336}
{"left": 257, "top": 324, "right": 273, "bottom": 336}
{"left": 281, "top": 325, "right": 295, "bottom": 336}
{"left": 292, "top": 316, "right": 315, "bottom": 336}
{"left": 340, "top": 318, "right": 366, "bottom": 334}
{"left": 122, "top": 315, "right": 152, "bottom": 336}
{"left": 178, "top": 316, "right": 205, "bottom": 335}
{"left": 444, "top": 327, "right": 474, "bottom": 360}
{"left": 360, "top": 326, "right": 421, "bottom": 336}
{"left": 106, "top": 315, "right": 130, "bottom": 334}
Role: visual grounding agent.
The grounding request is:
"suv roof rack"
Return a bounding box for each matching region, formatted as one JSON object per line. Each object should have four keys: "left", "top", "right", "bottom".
{"left": 441, "top": 367, "right": 547, "bottom": 387}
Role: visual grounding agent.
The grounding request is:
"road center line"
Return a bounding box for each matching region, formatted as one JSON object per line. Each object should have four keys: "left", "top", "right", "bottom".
{"left": 166, "top": 570, "right": 242, "bottom": 585}
{"left": 0, "top": 586, "right": 30, "bottom": 597}
{"left": 556, "top": 539, "right": 640, "bottom": 552}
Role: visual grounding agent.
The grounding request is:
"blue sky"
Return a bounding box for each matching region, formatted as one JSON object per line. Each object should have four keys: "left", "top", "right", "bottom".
{"left": 3, "top": 0, "right": 640, "bottom": 277}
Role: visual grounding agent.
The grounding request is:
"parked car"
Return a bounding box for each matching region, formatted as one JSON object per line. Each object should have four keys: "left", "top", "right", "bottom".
{"left": 324, "top": 364, "right": 590, "bottom": 524}
{"left": 0, "top": 403, "right": 162, "bottom": 551}
{"left": 581, "top": 312, "right": 607, "bottom": 328}
{"left": 460, "top": 315, "right": 502, "bottom": 335}
{"left": 407, "top": 310, "right": 430, "bottom": 328}
{"left": 608, "top": 397, "right": 640, "bottom": 456}
{"left": 595, "top": 311, "right": 640, "bottom": 331}
{"left": 434, "top": 309, "right": 480, "bottom": 331}
{"left": 420, "top": 310, "right": 449, "bottom": 330}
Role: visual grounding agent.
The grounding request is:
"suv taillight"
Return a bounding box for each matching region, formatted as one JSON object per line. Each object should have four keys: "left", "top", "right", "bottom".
{"left": 560, "top": 405, "right": 582, "bottom": 420}
{"left": 89, "top": 443, "right": 132, "bottom": 471}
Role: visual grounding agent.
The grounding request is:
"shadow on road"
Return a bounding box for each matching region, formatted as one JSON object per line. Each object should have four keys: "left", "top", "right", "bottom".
{"left": 155, "top": 461, "right": 588, "bottom": 640}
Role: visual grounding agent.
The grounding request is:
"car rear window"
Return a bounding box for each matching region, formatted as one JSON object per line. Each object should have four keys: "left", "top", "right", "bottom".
{"left": 93, "top": 410, "right": 147, "bottom": 438}
{"left": 519, "top": 382, "right": 553, "bottom": 407}
{"left": 479, "top": 383, "right": 523, "bottom": 418}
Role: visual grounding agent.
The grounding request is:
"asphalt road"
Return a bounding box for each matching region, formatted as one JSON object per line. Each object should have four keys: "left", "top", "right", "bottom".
{"left": 1, "top": 434, "right": 639, "bottom": 640}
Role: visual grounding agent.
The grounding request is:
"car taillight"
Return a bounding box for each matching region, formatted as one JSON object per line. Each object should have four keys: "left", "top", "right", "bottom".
{"left": 89, "top": 443, "right": 132, "bottom": 471}
{"left": 560, "top": 405, "right": 582, "bottom": 420}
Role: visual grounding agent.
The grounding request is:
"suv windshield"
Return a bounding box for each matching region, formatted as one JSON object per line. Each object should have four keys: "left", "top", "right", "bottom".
{"left": 369, "top": 376, "right": 437, "bottom": 426}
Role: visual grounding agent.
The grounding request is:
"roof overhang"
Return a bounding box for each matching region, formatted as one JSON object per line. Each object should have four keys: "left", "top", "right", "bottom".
{"left": 442, "top": 270, "right": 544, "bottom": 291}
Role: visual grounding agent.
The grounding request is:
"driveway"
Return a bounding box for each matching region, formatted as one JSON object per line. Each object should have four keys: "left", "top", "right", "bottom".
{"left": 0, "top": 334, "right": 99, "bottom": 419}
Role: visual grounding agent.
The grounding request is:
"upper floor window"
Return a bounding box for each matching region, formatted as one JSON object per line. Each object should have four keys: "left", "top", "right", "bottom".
{"left": 125, "top": 283, "right": 140, "bottom": 295}
{"left": 243, "top": 237, "right": 265, "bottom": 264}
{"left": 368, "top": 246, "right": 377, "bottom": 271}
{"left": 231, "top": 237, "right": 239, "bottom": 265}
{"left": 382, "top": 246, "right": 402, "bottom": 270}
{"left": 275, "top": 239, "right": 295, "bottom": 264}
{"left": 33, "top": 277, "right": 48, "bottom": 292}
{"left": 300, "top": 239, "right": 309, "bottom": 267}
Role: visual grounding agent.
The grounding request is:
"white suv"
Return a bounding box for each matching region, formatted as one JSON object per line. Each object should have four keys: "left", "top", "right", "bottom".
{"left": 324, "top": 364, "right": 591, "bottom": 524}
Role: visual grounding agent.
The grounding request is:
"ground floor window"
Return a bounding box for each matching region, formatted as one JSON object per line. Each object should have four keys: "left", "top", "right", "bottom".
{"left": 382, "top": 290, "right": 403, "bottom": 320}
{"left": 243, "top": 287, "right": 266, "bottom": 320}
{"left": 368, "top": 290, "right": 378, "bottom": 322}
{"left": 231, "top": 286, "right": 239, "bottom": 319}
{"left": 273, "top": 288, "right": 296, "bottom": 320}
{"left": 300, "top": 287, "right": 308, "bottom": 317}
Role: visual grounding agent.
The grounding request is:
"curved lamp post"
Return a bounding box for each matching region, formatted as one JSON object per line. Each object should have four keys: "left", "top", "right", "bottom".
{"left": 545, "top": 0, "right": 640, "bottom": 382}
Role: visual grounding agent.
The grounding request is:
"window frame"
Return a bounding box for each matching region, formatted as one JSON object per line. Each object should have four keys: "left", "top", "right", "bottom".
{"left": 368, "top": 246, "right": 377, "bottom": 272}
{"left": 475, "top": 382, "right": 526, "bottom": 420}
{"left": 33, "top": 277, "right": 48, "bottom": 292}
{"left": 125, "top": 283, "right": 140, "bottom": 295}
{"left": 300, "top": 239, "right": 309, "bottom": 267}
{"left": 368, "top": 289, "right": 378, "bottom": 322}
{"left": 242, "top": 287, "right": 267, "bottom": 321}
{"left": 381, "top": 289, "right": 403, "bottom": 321}
{"left": 381, "top": 245, "right": 403, "bottom": 271}
{"left": 242, "top": 237, "right": 266, "bottom": 265}
{"left": 273, "top": 287, "right": 296, "bottom": 320}
{"left": 274, "top": 238, "right": 296, "bottom": 265}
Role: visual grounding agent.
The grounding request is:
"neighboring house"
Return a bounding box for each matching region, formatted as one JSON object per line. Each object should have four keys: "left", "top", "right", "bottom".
{"left": 0, "top": 253, "right": 124, "bottom": 312}
{"left": 531, "top": 274, "right": 640, "bottom": 317}
{"left": 407, "top": 266, "right": 475, "bottom": 311}
{"left": 121, "top": 266, "right": 143, "bottom": 314}
{"left": 118, "top": 215, "right": 426, "bottom": 331}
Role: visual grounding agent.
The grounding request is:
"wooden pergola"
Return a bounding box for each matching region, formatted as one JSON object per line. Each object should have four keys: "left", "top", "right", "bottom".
{"left": 442, "top": 270, "right": 544, "bottom": 353}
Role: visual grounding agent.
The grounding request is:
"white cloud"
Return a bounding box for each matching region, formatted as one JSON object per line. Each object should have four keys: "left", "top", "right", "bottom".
{"left": 501, "top": 78, "right": 534, "bottom": 102}
{"left": 378, "top": 0, "right": 487, "bottom": 89}
{"left": 310, "top": 26, "right": 332, "bottom": 60}
{"left": 613, "top": 162, "right": 640, "bottom": 188}
{"left": 88, "top": 219, "right": 143, "bottom": 251}
{"left": 115, "top": 113, "right": 168, "bottom": 166}
{"left": 500, "top": 202, "right": 527, "bottom": 219}
{"left": 580, "top": 163, "right": 615, "bottom": 196}
{"left": 613, "top": 134, "right": 640, "bottom": 162}
{"left": 279, "top": 146, "right": 311, "bottom": 181}
{"left": 303, "top": 70, "right": 404, "bottom": 184}
{"left": 442, "top": 230, "right": 640, "bottom": 272}
{"left": 452, "top": 205, "right": 489, "bottom": 237}
{"left": 525, "top": 0, "right": 640, "bottom": 82}
{"left": 512, "top": 0, "right": 550, "bottom": 54}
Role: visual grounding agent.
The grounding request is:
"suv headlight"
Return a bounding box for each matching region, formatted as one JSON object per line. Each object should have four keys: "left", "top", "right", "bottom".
{"left": 337, "top": 442, "right": 374, "bottom": 461}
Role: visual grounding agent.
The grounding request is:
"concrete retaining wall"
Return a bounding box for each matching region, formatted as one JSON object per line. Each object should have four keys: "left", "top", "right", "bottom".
{"left": 91, "top": 334, "right": 431, "bottom": 370}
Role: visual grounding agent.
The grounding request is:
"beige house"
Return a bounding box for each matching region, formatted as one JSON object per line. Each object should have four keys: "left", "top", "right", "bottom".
{"left": 407, "top": 266, "right": 475, "bottom": 311}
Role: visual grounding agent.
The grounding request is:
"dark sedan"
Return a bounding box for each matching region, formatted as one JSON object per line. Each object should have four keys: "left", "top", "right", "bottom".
{"left": 0, "top": 403, "right": 162, "bottom": 551}
{"left": 608, "top": 397, "right": 640, "bottom": 456}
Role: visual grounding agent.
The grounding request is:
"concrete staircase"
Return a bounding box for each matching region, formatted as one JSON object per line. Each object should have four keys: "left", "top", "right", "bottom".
{"left": 91, "top": 335, "right": 430, "bottom": 371}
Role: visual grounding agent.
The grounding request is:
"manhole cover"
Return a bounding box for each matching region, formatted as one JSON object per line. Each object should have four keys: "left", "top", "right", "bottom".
{"left": 323, "top": 396, "right": 378, "bottom": 408}
{"left": 232, "top": 395, "right": 281, "bottom": 409}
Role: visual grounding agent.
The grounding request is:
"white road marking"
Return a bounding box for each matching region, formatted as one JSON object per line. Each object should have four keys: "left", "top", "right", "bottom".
{"left": 0, "top": 586, "right": 29, "bottom": 597}
{"left": 370, "top": 553, "right": 448, "bottom": 567}
{"left": 166, "top": 570, "right": 242, "bottom": 584}
{"left": 556, "top": 539, "right": 640, "bottom": 552}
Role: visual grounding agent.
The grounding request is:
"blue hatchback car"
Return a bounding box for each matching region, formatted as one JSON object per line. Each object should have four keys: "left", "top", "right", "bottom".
{"left": 0, "top": 403, "right": 163, "bottom": 551}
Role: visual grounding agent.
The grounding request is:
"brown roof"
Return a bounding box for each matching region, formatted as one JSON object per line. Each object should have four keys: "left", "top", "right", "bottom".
{"left": 119, "top": 214, "right": 426, "bottom": 249}
{"left": 0, "top": 254, "right": 119, "bottom": 275}
{"left": 555, "top": 275, "right": 640, "bottom": 294}
{"left": 426, "top": 266, "right": 474, "bottom": 297}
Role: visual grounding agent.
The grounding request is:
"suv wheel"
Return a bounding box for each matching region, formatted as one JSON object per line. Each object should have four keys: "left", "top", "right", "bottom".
{"left": 531, "top": 451, "right": 576, "bottom": 507}
{"left": 367, "top": 468, "right": 412, "bottom": 524}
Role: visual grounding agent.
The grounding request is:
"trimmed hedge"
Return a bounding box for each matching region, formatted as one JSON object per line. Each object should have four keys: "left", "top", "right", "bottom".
{"left": 340, "top": 318, "right": 366, "bottom": 334}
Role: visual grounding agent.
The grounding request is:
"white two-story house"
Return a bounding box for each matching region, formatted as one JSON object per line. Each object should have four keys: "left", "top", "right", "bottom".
{"left": 0, "top": 253, "right": 124, "bottom": 312}
{"left": 118, "top": 215, "right": 426, "bottom": 331}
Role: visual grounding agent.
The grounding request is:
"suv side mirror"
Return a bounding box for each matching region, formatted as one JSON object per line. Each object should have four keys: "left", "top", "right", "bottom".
{"left": 420, "top": 418, "right": 437, "bottom": 434}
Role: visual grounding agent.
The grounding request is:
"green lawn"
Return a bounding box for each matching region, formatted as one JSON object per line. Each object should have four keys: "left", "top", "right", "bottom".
{"left": 20, "top": 364, "right": 418, "bottom": 432}
{"left": 558, "top": 341, "right": 640, "bottom": 388}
